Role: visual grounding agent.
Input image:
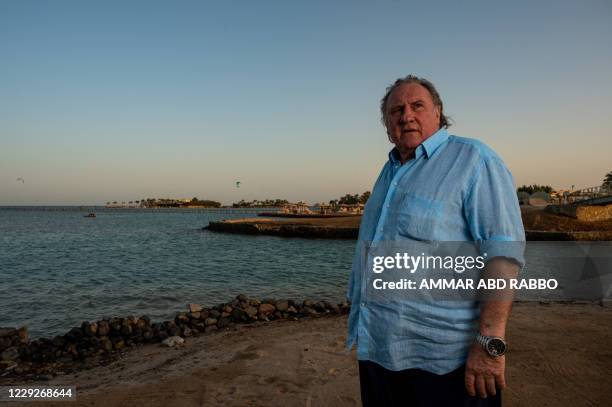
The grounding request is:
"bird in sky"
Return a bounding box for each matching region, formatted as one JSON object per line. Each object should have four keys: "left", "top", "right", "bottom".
{"left": 16, "top": 177, "right": 24, "bottom": 184}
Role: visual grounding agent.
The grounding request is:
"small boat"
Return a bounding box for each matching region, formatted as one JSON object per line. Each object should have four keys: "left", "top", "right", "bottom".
{"left": 84, "top": 213, "right": 96, "bottom": 218}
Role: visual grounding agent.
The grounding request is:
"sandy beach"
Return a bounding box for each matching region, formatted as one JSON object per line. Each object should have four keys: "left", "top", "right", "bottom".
{"left": 6, "top": 303, "right": 611, "bottom": 407}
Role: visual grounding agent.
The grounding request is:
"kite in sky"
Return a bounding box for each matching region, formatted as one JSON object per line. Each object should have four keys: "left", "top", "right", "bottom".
{"left": 235, "top": 181, "right": 241, "bottom": 188}
{"left": 16, "top": 177, "right": 24, "bottom": 184}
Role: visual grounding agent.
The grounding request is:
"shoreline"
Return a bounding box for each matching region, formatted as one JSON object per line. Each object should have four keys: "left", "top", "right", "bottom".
{"left": 205, "top": 217, "right": 612, "bottom": 240}
{"left": 0, "top": 296, "right": 350, "bottom": 381}
{"left": 1, "top": 303, "right": 610, "bottom": 406}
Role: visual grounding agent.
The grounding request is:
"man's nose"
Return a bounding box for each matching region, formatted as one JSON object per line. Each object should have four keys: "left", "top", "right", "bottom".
{"left": 400, "top": 109, "right": 415, "bottom": 123}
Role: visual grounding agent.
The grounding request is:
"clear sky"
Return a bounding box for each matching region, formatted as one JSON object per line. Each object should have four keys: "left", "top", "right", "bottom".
{"left": 1, "top": 0, "right": 611, "bottom": 205}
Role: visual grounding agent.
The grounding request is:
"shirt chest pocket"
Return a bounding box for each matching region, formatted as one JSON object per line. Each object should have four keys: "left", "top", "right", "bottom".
{"left": 396, "top": 194, "right": 445, "bottom": 242}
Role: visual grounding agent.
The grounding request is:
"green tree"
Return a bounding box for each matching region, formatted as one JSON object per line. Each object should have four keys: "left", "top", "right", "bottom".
{"left": 603, "top": 171, "right": 612, "bottom": 189}
{"left": 338, "top": 194, "right": 359, "bottom": 205}
{"left": 359, "top": 191, "right": 371, "bottom": 204}
{"left": 517, "top": 184, "right": 553, "bottom": 195}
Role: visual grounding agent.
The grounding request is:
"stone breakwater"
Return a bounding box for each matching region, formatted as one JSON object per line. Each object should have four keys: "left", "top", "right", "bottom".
{"left": 0, "top": 295, "right": 350, "bottom": 380}
{"left": 205, "top": 217, "right": 360, "bottom": 239}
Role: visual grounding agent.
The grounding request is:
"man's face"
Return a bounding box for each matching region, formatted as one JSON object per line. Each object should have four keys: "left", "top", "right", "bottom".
{"left": 385, "top": 82, "right": 441, "bottom": 157}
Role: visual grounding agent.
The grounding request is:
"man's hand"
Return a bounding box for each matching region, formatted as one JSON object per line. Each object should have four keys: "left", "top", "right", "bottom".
{"left": 465, "top": 342, "right": 506, "bottom": 398}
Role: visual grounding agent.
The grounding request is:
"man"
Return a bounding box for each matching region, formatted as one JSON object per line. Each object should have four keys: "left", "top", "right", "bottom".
{"left": 347, "top": 75, "right": 525, "bottom": 406}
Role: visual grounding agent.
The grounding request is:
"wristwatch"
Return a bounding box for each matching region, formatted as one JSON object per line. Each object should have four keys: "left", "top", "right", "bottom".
{"left": 476, "top": 333, "right": 507, "bottom": 357}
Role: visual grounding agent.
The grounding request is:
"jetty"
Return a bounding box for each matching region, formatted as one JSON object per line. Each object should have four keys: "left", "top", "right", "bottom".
{"left": 206, "top": 207, "right": 612, "bottom": 240}
{"left": 205, "top": 217, "right": 360, "bottom": 239}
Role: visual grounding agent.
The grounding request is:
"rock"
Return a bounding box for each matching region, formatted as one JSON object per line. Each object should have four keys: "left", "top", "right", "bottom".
{"left": 287, "top": 306, "right": 298, "bottom": 314}
{"left": 237, "top": 294, "right": 248, "bottom": 302}
{"left": 82, "top": 322, "right": 97, "bottom": 336}
{"left": 112, "top": 339, "right": 125, "bottom": 350}
{"left": 97, "top": 321, "right": 110, "bottom": 337}
{"left": 199, "top": 310, "right": 210, "bottom": 320}
{"left": 52, "top": 336, "right": 65, "bottom": 348}
{"left": 188, "top": 303, "right": 203, "bottom": 313}
{"left": 249, "top": 298, "right": 261, "bottom": 307}
{"left": 245, "top": 306, "right": 258, "bottom": 319}
{"left": 258, "top": 303, "right": 276, "bottom": 315}
{"left": 182, "top": 326, "right": 193, "bottom": 337}
{"left": 303, "top": 306, "right": 318, "bottom": 317}
{"left": 0, "top": 328, "right": 16, "bottom": 338}
{"left": 314, "top": 302, "right": 327, "bottom": 312}
{"left": 136, "top": 318, "right": 148, "bottom": 330}
{"left": 217, "top": 317, "right": 232, "bottom": 328}
{"left": 99, "top": 337, "right": 113, "bottom": 352}
{"left": 109, "top": 318, "right": 122, "bottom": 332}
{"left": 276, "top": 300, "right": 289, "bottom": 312}
{"left": 142, "top": 329, "right": 154, "bottom": 341}
{"left": 221, "top": 312, "right": 231, "bottom": 318}
{"left": 0, "top": 338, "right": 11, "bottom": 352}
{"left": 65, "top": 327, "right": 83, "bottom": 342}
{"left": 162, "top": 336, "right": 184, "bottom": 347}
{"left": 204, "top": 318, "right": 218, "bottom": 326}
{"left": 223, "top": 305, "right": 233, "bottom": 314}
{"left": 204, "top": 326, "right": 218, "bottom": 334}
{"left": 168, "top": 326, "right": 181, "bottom": 337}
{"left": 303, "top": 299, "right": 314, "bottom": 307}
{"left": 175, "top": 313, "right": 189, "bottom": 324}
{"left": 1, "top": 347, "right": 19, "bottom": 361}
{"left": 18, "top": 327, "right": 28, "bottom": 344}
{"left": 231, "top": 308, "right": 248, "bottom": 322}
{"left": 209, "top": 310, "right": 221, "bottom": 319}
{"left": 188, "top": 312, "right": 201, "bottom": 320}
{"left": 120, "top": 324, "right": 132, "bottom": 336}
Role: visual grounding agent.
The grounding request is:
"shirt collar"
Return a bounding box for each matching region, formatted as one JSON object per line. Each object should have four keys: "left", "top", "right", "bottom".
{"left": 388, "top": 128, "right": 449, "bottom": 164}
{"left": 421, "top": 128, "right": 449, "bottom": 158}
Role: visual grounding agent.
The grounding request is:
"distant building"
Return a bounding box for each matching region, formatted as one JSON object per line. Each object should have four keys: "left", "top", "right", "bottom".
{"left": 280, "top": 202, "right": 313, "bottom": 214}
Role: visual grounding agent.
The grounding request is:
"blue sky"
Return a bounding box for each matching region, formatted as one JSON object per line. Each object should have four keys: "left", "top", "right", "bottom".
{"left": 1, "top": 0, "right": 611, "bottom": 205}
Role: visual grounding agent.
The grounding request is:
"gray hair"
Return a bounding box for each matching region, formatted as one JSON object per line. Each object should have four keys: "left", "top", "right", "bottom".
{"left": 380, "top": 75, "right": 451, "bottom": 129}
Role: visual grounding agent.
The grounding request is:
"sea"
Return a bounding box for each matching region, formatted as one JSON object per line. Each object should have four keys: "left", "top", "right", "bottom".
{"left": 0, "top": 207, "right": 355, "bottom": 338}
{"left": 2, "top": 207, "right": 610, "bottom": 340}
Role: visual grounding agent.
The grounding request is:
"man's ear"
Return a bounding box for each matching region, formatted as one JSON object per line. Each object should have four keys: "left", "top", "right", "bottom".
{"left": 386, "top": 129, "right": 394, "bottom": 144}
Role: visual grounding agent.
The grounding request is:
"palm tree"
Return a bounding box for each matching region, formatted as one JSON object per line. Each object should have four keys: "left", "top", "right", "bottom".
{"left": 603, "top": 171, "right": 612, "bottom": 191}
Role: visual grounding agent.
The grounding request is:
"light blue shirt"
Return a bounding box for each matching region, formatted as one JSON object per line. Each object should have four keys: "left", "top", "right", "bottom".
{"left": 346, "top": 128, "right": 525, "bottom": 374}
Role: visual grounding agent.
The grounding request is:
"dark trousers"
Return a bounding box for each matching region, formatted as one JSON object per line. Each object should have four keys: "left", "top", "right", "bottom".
{"left": 359, "top": 361, "right": 502, "bottom": 407}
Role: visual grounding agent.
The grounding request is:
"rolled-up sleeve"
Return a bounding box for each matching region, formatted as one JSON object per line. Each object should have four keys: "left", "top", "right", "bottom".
{"left": 463, "top": 156, "right": 526, "bottom": 267}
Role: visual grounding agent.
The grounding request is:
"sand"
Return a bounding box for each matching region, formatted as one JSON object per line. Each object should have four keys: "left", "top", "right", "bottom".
{"left": 6, "top": 303, "right": 611, "bottom": 407}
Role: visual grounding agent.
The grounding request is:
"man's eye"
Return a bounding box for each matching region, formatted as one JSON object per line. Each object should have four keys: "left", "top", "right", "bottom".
{"left": 413, "top": 103, "right": 424, "bottom": 110}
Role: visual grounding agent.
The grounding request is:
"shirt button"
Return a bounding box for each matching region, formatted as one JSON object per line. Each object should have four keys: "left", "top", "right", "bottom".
{"left": 360, "top": 302, "right": 366, "bottom": 307}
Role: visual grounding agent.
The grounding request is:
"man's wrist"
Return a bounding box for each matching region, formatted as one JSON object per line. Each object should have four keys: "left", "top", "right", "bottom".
{"left": 475, "top": 332, "right": 507, "bottom": 357}
{"left": 478, "top": 326, "right": 506, "bottom": 338}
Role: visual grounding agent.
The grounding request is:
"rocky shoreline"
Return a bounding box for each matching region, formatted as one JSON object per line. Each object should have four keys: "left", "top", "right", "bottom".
{"left": 205, "top": 218, "right": 359, "bottom": 238}
{"left": 206, "top": 217, "right": 612, "bottom": 240}
{"left": 0, "top": 295, "right": 350, "bottom": 381}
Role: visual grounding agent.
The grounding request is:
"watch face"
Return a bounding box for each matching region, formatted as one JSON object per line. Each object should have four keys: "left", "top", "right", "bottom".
{"left": 487, "top": 338, "right": 506, "bottom": 356}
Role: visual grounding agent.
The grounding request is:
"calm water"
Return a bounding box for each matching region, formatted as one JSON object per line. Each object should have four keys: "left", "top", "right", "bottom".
{"left": 2, "top": 207, "right": 609, "bottom": 339}
{"left": 0, "top": 207, "right": 355, "bottom": 338}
